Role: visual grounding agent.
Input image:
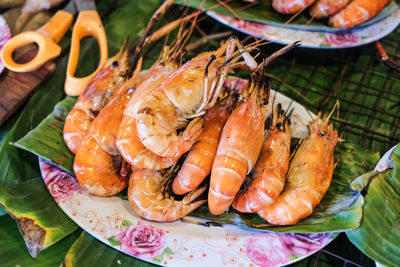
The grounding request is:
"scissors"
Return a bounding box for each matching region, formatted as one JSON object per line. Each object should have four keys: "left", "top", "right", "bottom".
{"left": 1, "top": 0, "right": 108, "bottom": 96}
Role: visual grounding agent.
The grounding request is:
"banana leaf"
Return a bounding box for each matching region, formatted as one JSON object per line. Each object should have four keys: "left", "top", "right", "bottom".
{"left": 0, "top": 177, "right": 77, "bottom": 257}
{"left": 346, "top": 145, "right": 400, "bottom": 267}
{"left": 0, "top": 214, "right": 81, "bottom": 266}
{"left": 177, "top": 0, "right": 398, "bottom": 32}
{"left": 14, "top": 97, "right": 76, "bottom": 174}
{"left": 189, "top": 142, "right": 379, "bottom": 233}
{"left": 63, "top": 232, "right": 155, "bottom": 267}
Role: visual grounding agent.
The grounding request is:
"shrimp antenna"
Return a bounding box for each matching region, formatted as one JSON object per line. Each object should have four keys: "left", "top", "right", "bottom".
{"left": 283, "top": 98, "right": 294, "bottom": 118}
{"left": 304, "top": 106, "right": 314, "bottom": 121}
{"left": 261, "top": 41, "right": 301, "bottom": 69}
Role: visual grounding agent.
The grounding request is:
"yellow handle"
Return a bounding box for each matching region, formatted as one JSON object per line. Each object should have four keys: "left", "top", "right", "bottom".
{"left": 65, "top": 10, "right": 108, "bottom": 96}
{"left": 1, "top": 10, "right": 73, "bottom": 72}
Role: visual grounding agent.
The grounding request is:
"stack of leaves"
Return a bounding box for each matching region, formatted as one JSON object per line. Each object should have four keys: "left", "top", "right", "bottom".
{"left": 347, "top": 145, "right": 400, "bottom": 266}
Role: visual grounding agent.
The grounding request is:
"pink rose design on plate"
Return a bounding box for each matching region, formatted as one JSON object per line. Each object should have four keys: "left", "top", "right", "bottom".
{"left": 115, "top": 221, "right": 166, "bottom": 259}
{"left": 40, "top": 158, "right": 81, "bottom": 202}
{"left": 323, "top": 32, "right": 360, "bottom": 47}
{"left": 280, "top": 233, "right": 331, "bottom": 256}
{"left": 244, "top": 233, "right": 290, "bottom": 267}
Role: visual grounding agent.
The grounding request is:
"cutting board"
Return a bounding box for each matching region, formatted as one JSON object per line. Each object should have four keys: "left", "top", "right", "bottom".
{"left": 0, "top": 48, "right": 56, "bottom": 127}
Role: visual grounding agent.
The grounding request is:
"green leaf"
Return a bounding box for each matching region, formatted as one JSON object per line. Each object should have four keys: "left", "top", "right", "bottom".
{"left": 63, "top": 232, "right": 155, "bottom": 267}
{"left": 290, "top": 254, "right": 302, "bottom": 261}
{"left": 162, "top": 246, "right": 174, "bottom": 256}
{"left": 107, "top": 236, "right": 121, "bottom": 247}
{"left": 189, "top": 142, "right": 378, "bottom": 233}
{"left": 0, "top": 178, "right": 77, "bottom": 257}
{"left": 346, "top": 145, "right": 400, "bottom": 266}
{"left": 152, "top": 254, "right": 164, "bottom": 264}
{"left": 15, "top": 97, "right": 77, "bottom": 174}
{"left": 121, "top": 219, "right": 134, "bottom": 229}
{"left": 0, "top": 214, "right": 81, "bottom": 266}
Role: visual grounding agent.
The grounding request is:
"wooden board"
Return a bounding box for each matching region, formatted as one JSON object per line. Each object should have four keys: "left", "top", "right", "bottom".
{"left": 0, "top": 48, "right": 56, "bottom": 127}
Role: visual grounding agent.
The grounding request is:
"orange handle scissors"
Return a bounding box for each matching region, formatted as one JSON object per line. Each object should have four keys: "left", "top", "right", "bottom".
{"left": 1, "top": 0, "right": 108, "bottom": 96}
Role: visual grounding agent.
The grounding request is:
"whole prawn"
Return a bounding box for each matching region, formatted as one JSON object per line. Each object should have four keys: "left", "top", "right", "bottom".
{"left": 232, "top": 104, "right": 292, "bottom": 213}
{"left": 172, "top": 98, "right": 231, "bottom": 195}
{"left": 310, "top": 0, "right": 352, "bottom": 18}
{"left": 273, "top": 0, "right": 316, "bottom": 14}
{"left": 135, "top": 36, "right": 257, "bottom": 158}
{"left": 329, "top": 0, "right": 392, "bottom": 28}
{"left": 208, "top": 69, "right": 268, "bottom": 215}
{"left": 258, "top": 112, "right": 338, "bottom": 225}
{"left": 73, "top": 76, "right": 137, "bottom": 197}
{"left": 116, "top": 47, "right": 182, "bottom": 170}
{"left": 128, "top": 164, "right": 207, "bottom": 222}
{"left": 63, "top": 40, "right": 129, "bottom": 154}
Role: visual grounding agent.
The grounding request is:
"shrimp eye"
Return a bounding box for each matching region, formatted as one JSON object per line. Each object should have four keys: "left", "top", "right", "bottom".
{"left": 320, "top": 132, "right": 325, "bottom": 137}
{"left": 276, "top": 122, "right": 282, "bottom": 130}
{"left": 112, "top": 61, "right": 119, "bottom": 68}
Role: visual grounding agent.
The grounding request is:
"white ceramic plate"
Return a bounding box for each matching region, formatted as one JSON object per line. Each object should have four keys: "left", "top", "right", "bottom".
{"left": 39, "top": 78, "right": 337, "bottom": 267}
{"left": 207, "top": 4, "right": 400, "bottom": 49}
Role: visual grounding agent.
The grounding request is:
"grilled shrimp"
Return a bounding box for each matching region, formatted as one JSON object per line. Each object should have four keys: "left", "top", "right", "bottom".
{"left": 63, "top": 41, "right": 129, "bottom": 154}
{"left": 208, "top": 70, "right": 269, "bottom": 215}
{"left": 258, "top": 112, "right": 338, "bottom": 225}
{"left": 128, "top": 165, "right": 207, "bottom": 222}
{"left": 73, "top": 77, "right": 137, "bottom": 197}
{"left": 116, "top": 58, "right": 180, "bottom": 170}
{"left": 273, "top": 0, "right": 317, "bottom": 14}
{"left": 329, "top": 0, "right": 392, "bottom": 28}
{"left": 135, "top": 36, "right": 257, "bottom": 158}
{"left": 310, "top": 0, "right": 352, "bottom": 18}
{"left": 172, "top": 99, "right": 231, "bottom": 195}
{"left": 232, "top": 104, "right": 292, "bottom": 213}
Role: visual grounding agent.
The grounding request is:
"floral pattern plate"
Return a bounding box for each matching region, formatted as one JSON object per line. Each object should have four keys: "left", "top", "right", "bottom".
{"left": 207, "top": 5, "right": 400, "bottom": 49}
{"left": 39, "top": 78, "right": 335, "bottom": 267}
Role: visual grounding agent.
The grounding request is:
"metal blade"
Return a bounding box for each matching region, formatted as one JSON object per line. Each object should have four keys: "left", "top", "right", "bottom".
{"left": 74, "top": 0, "right": 96, "bottom": 11}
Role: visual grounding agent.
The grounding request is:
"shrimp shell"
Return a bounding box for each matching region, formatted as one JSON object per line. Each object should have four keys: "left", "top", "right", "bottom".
{"left": 232, "top": 105, "right": 292, "bottom": 213}
{"left": 73, "top": 77, "right": 137, "bottom": 197}
{"left": 172, "top": 100, "right": 230, "bottom": 195}
{"left": 329, "top": 0, "right": 392, "bottom": 28}
{"left": 258, "top": 113, "right": 338, "bottom": 225}
{"left": 310, "top": 0, "right": 352, "bottom": 18}
{"left": 208, "top": 74, "right": 268, "bottom": 215}
{"left": 116, "top": 62, "right": 180, "bottom": 169}
{"left": 273, "top": 0, "right": 317, "bottom": 14}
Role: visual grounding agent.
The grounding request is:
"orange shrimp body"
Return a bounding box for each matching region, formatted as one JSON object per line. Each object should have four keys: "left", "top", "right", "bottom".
{"left": 116, "top": 62, "right": 182, "bottom": 169}
{"left": 258, "top": 113, "right": 338, "bottom": 225}
{"left": 208, "top": 75, "right": 268, "bottom": 215}
{"left": 172, "top": 101, "right": 231, "bottom": 195}
{"left": 232, "top": 105, "right": 292, "bottom": 213}
{"left": 329, "top": 0, "right": 392, "bottom": 28}
{"left": 73, "top": 78, "right": 136, "bottom": 197}
{"left": 128, "top": 168, "right": 207, "bottom": 222}
{"left": 310, "top": 0, "right": 352, "bottom": 18}
{"left": 273, "top": 0, "right": 317, "bottom": 14}
{"left": 63, "top": 42, "right": 129, "bottom": 154}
